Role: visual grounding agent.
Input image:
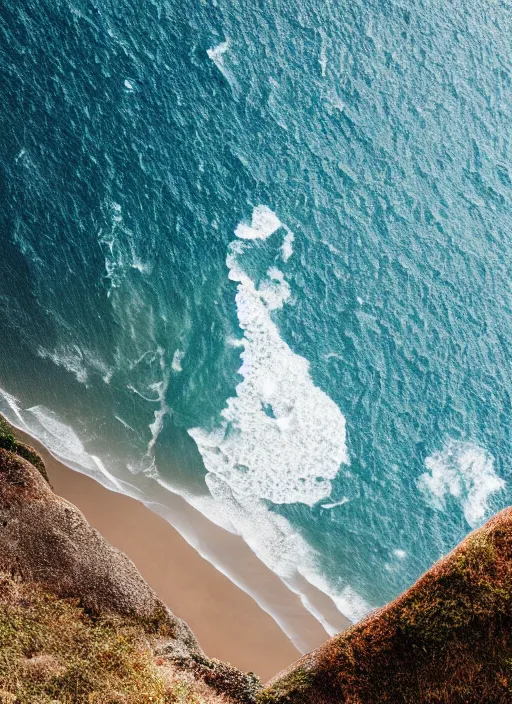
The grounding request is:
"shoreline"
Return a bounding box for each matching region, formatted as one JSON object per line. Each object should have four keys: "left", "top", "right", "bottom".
{"left": 13, "top": 427, "right": 331, "bottom": 681}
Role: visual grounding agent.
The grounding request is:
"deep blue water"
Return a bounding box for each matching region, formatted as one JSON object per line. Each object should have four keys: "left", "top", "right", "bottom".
{"left": 0, "top": 0, "right": 511, "bottom": 634}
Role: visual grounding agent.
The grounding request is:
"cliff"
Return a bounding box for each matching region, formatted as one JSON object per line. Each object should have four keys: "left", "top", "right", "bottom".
{"left": 0, "top": 417, "right": 259, "bottom": 704}
{"left": 2, "top": 413, "right": 512, "bottom": 703}
{"left": 260, "top": 508, "right": 512, "bottom": 703}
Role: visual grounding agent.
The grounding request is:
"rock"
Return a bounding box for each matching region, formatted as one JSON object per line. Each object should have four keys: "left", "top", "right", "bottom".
{"left": 0, "top": 448, "right": 198, "bottom": 657}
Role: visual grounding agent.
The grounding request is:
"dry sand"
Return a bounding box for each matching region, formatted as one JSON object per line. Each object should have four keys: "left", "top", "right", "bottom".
{"left": 14, "top": 429, "right": 326, "bottom": 681}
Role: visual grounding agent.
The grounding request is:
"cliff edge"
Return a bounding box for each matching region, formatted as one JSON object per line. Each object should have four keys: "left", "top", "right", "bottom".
{"left": 2, "top": 412, "right": 512, "bottom": 703}
{"left": 260, "top": 507, "right": 512, "bottom": 703}
{"left": 0, "top": 417, "right": 259, "bottom": 703}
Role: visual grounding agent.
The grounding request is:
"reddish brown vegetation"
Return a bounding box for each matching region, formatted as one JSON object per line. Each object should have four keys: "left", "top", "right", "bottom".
{"left": 261, "top": 508, "right": 512, "bottom": 704}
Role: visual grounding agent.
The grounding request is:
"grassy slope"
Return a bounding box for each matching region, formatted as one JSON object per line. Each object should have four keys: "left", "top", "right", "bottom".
{"left": 260, "top": 508, "right": 512, "bottom": 703}
{"left": 0, "top": 573, "right": 233, "bottom": 704}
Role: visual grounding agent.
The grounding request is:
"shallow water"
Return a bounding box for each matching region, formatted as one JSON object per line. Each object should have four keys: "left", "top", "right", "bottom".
{"left": 0, "top": 0, "right": 511, "bottom": 640}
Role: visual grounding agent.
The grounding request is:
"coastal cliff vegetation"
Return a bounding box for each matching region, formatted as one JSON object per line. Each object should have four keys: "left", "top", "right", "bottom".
{"left": 260, "top": 508, "right": 512, "bottom": 703}
{"left": 1, "top": 414, "right": 512, "bottom": 703}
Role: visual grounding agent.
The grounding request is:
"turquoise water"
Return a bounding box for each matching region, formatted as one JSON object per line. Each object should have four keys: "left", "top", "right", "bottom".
{"left": 0, "top": 0, "right": 511, "bottom": 639}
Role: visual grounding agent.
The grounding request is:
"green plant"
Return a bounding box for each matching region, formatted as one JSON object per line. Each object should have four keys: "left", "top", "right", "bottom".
{"left": 0, "top": 435, "right": 16, "bottom": 452}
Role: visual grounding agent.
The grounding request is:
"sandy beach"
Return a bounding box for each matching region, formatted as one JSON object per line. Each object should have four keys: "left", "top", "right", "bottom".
{"left": 13, "top": 429, "right": 327, "bottom": 682}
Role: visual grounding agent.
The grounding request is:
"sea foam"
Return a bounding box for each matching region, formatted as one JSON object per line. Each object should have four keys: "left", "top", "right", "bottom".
{"left": 172, "top": 349, "right": 184, "bottom": 372}
{"left": 37, "top": 344, "right": 112, "bottom": 385}
{"left": 234, "top": 204, "right": 283, "bottom": 240}
{"left": 187, "top": 207, "right": 369, "bottom": 627}
{"left": 207, "top": 39, "right": 238, "bottom": 92}
{"left": 98, "top": 201, "right": 150, "bottom": 296}
{"left": 0, "top": 389, "right": 125, "bottom": 493}
{"left": 418, "top": 440, "right": 505, "bottom": 527}
{"left": 190, "top": 206, "right": 348, "bottom": 506}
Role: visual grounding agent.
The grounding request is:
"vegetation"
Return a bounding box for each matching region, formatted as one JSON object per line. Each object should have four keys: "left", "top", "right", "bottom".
{"left": 171, "top": 654, "right": 259, "bottom": 703}
{"left": 5, "top": 410, "right": 512, "bottom": 702}
{"left": 257, "top": 669, "right": 313, "bottom": 704}
{"left": 260, "top": 508, "right": 512, "bottom": 703}
{"left": 0, "top": 436, "right": 256, "bottom": 703}
{"left": 0, "top": 415, "right": 49, "bottom": 483}
{"left": 0, "top": 416, "right": 16, "bottom": 452}
{"left": 0, "top": 573, "right": 232, "bottom": 704}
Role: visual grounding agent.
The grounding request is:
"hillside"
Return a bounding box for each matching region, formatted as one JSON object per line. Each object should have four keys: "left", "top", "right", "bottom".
{"left": 0, "top": 417, "right": 258, "bottom": 704}
{"left": 260, "top": 508, "right": 512, "bottom": 703}
{"left": 1, "top": 414, "right": 512, "bottom": 703}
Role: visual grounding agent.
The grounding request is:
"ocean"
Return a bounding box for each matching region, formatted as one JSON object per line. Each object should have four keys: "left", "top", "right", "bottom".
{"left": 0, "top": 0, "right": 511, "bottom": 648}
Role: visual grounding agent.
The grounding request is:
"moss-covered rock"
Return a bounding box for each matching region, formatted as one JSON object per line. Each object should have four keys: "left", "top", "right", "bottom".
{"left": 170, "top": 653, "right": 260, "bottom": 703}
{"left": 0, "top": 415, "right": 49, "bottom": 484}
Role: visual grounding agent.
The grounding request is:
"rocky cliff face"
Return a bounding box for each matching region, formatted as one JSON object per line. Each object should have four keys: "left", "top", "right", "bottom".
{"left": 0, "top": 420, "right": 259, "bottom": 704}
{"left": 0, "top": 447, "right": 196, "bottom": 657}
{"left": 260, "top": 508, "right": 512, "bottom": 704}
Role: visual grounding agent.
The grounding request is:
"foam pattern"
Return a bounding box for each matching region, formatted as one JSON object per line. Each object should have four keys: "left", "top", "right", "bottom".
{"left": 186, "top": 208, "right": 370, "bottom": 627}
{"left": 418, "top": 440, "right": 505, "bottom": 527}
{"left": 189, "top": 206, "right": 349, "bottom": 506}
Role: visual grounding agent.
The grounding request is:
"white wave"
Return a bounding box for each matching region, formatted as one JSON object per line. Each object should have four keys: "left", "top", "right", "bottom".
{"left": 0, "top": 388, "right": 25, "bottom": 425}
{"left": 258, "top": 267, "right": 291, "bottom": 310}
{"left": 27, "top": 405, "right": 89, "bottom": 463}
{"left": 99, "top": 201, "right": 150, "bottom": 296}
{"left": 26, "top": 407, "right": 123, "bottom": 492}
{"left": 37, "top": 344, "right": 112, "bottom": 385}
{"left": 0, "top": 392, "right": 125, "bottom": 493}
{"left": 206, "top": 39, "right": 239, "bottom": 92}
{"left": 207, "top": 39, "right": 230, "bottom": 64}
{"left": 191, "top": 218, "right": 348, "bottom": 505}
{"left": 114, "top": 415, "right": 136, "bottom": 432}
{"left": 172, "top": 349, "right": 184, "bottom": 372}
{"left": 154, "top": 474, "right": 335, "bottom": 651}
{"left": 177, "top": 470, "right": 369, "bottom": 630}
{"left": 187, "top": 206, "right": 369, "bottom": 628}
{"left": 144, "top": 347, "right": 171, "bottom": 466}
{"left": 393, "top": 549, "right": 407, "bottom": 560}
{"left": 321, "top": 498, "right": 349, "bottom": 509}
{"left": 418, "top": 440, "right": 505, "bottom": 527}
{"left": 234, "top": 204, "right": 283, "bottom": 240}
{"left": 325, "top": 90, "right": 345, "bottom": 112}
{"left": 38, "top": 346, "right": 88, "bottom": 384}
{"left": 324, "top": 352, "right": 343, "bottom": 362}
{"left": 281, "top": 230, "right": 295, "bottom": 262}
{"left": 334, "top": 585, "right": 371, "bottom": 622}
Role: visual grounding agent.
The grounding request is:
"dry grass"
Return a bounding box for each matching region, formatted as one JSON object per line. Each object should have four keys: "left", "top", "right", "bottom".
{"left": 0, "top": 574, "right": 228, "bottom": 704}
